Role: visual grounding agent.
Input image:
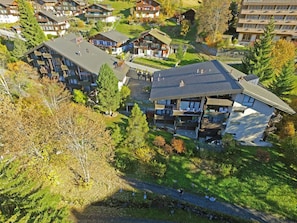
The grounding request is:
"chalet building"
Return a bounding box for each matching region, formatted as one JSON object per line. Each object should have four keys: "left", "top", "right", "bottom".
{"left": 84, "top": 3, "right": 115, "bottom": 23}
{"left": 149, "top": 60, "right": 295, "bottom": 146}
{"left": 25, "top": 33, "right": 129, "bottom": 92}
{"left": 134, "top": 0, "right": 160, "bottom": 19}
{"left": 89, "top": 30, "right": 130, "bottom": 55}
{"left": 132, "top": 28, "right": 172, "bottom": 58}
{"left": 35, "top": 0, "right": 57, "bottom": 11}
{"left": 0, "top": 0, "right": 19, "bottom": 23}
{"left": 54, "top": 0, "right": 86, "bottom": 16}
{"left": 237, "top": 0, "right": 297, "bottom": 45}
{"left": 176, "top": 9, "right": 196, "bottom": 25}
{"left": 35, "top": 10, "right": 70, "bottom": 36}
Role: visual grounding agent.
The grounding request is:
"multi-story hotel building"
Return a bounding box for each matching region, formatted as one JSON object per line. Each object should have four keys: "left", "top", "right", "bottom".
{"left": 236, "top": 0, "right": 297, "bottom": 45}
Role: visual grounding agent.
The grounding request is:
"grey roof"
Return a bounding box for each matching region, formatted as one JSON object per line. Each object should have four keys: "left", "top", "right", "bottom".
{"left": 42, "top": 33, "right": 128, "bottom": 82}
{"left": 150, "top": 60, "right": 243, "bottom": 101}
{"left": 37, "top": 10, "right": 68, "bottom": 23}
{"left": 95, "top": 30, "right": 129, "bottom": 44}
{"left": 218, "top": 61, "right": 295, "bottom": 115}
{"left": 150, "top": 60, "right": 295, "bottom": 115}
{"left": 0, "top": 0, "right": 14, "bottom": 6}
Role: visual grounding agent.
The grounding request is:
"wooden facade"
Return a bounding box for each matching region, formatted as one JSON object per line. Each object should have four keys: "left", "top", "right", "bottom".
{"left": 133, "top": 29, "right": 171, "bottom": 58}
{"left": 35, "top": 11, "right": 69, "bottom": 36}
{"left": 135, "top": 0, "right": 160, "bottom": 18}
{"left": 84, "top": 3, "right": 114, "bottom": 22}
{"left": 0, "top": 0, "right": 19, "bottom": 23}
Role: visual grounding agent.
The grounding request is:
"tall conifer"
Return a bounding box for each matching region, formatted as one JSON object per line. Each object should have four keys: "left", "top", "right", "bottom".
{"left": 125, "top": 103, "right": 149, "bottom": 149}
{"left": 269, "top": 59, "right": 295, "bottom": 101}
{"left": 17, "top": 0, "right": 46, "bottom": 49}
{"left": 96, "top": 63, "right": 120, "bottom": 115}
{"left": 242, "top": 19, "right": 275, "bottom": 84}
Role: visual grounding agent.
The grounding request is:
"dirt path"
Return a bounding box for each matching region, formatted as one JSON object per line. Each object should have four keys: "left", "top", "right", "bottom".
{"left": 124, "top": 178, "right": 296, "bottom": 223}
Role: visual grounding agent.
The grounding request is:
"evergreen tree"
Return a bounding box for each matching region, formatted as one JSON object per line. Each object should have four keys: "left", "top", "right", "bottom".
{"left": 11, "top": 37, "right": 27, "bottom": 61}
{"left": 269, "top": 59, "right": 295, "bottom": 102}
{"left": 96, "top": 63, "right": 120, "bottom": 115}
{"left": 0, "top": 160, "right": 69, "bottom": 222}
{"left": 242, "top": 19, "right": 275, "bottom": 84}
{"left": 18, "top": 0, "right": 46, "bottom": 49}
{"left": 125, "top": 103, "right": 149, "bottom": 149}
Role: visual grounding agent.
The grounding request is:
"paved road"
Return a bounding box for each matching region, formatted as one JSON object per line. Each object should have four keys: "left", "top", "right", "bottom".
{"left": 124, "top": 178, "right": 296, "bottom": 223}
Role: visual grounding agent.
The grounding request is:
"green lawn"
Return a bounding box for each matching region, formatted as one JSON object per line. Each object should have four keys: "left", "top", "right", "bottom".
{"left": 109, "top": 114, "right": 297, "bottom": 221}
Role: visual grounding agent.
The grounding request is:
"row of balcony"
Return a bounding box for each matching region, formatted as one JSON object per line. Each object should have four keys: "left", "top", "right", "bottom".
{"left": 238, "top": 18, "right": 297, "bottom": 24}
{"left": 241, "top": 9, "right": 297, "bottom": 15}
{"left": 237, "top": 27, "right": 297, "bottom": 35}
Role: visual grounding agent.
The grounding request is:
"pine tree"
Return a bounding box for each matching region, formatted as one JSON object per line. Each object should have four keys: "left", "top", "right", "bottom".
{"left": 17, "top": 0, "right": 46, "bottom": 49}
{"left": 11, "top": 36, "right": 27, "bottom": 61}
{"left": 242, "top": 19, "right": 275, "bottom": 84}
{"left": 125, "top": 103, "right": 149, "bottom": 149}
{"left": 96, "top": 63, "right": 120, "bottom": 115}
{"left": 0, "top": 160, "right": 69, "bottom": 222}
{"left": 269, "top": 59, "right": 295, "bottom": 102}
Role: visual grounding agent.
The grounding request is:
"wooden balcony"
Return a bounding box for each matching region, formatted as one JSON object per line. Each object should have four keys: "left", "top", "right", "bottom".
{"left": 172, "top": 110, "right": 201, "bottom": 116}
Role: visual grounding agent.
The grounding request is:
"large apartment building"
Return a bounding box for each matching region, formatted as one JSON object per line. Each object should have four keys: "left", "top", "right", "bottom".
{"left": 236, "top": 0, "right": 297, "bottom": 45}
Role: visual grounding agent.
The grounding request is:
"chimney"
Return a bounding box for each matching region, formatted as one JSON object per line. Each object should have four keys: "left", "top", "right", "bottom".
{"left": 179, "top": 80, "right": 185, "bottom": 87}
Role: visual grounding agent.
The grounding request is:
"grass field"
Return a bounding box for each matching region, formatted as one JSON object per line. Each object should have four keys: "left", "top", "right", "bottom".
{"left": 112, "top": 121, "right": 297, "bottom": 221}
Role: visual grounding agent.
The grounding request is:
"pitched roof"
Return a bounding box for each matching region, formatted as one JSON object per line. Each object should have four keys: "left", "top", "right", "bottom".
{"left": 29, "top": 33, "right": 128, "bottom": 82}
{"left": 93, "top": 30, "right": 129, "bottom": 43}
{"left": 37, "top": 10, "right": 68, "bottom": 23}
{"left": 150, "top": 60, "right": 242, "bottom": 101}
{"left": 140, "top": 28, "right": 171, "bottom": 45}
{"left": 0, "top": 0, "right": 14, "bottom": 6}
{"left": 86, "top": 3, "right": 114, "bottom": 11}
{"left": 218, "top": 61, "right": 295, "bottom": 114}
{"left": 150, "top": 60, "right": 295, "bottom": 115}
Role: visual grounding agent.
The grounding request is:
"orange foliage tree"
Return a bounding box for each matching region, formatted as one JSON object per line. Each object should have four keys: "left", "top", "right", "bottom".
{"left": 171, "top": 138, "right": 186, "bottom": 153}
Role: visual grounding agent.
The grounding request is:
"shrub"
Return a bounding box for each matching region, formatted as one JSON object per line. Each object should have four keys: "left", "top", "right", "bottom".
{"left": 164, "top": 144, "right": 174, "bottom": 154}
{"left": 216, "top": 163, "right": 237, "bottom": 177}
{"left": 147, "top": 160, "right": 167, "bottom": 178}
{"left": 255, "top": 148, "right": 270, "bottom": 163}
{"left": 135, "top": 147, "right": 155, "bottom": 163}
{"left": 153, "top": 136, "right": 166, "bottom": 148}
{"left": 171, "top": 138, "right": 186, "bottom": 154}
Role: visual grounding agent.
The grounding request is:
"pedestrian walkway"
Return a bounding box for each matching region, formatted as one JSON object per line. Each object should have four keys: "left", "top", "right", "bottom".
{"left": 125, "top": 178, "right": 296, "bottom": 223}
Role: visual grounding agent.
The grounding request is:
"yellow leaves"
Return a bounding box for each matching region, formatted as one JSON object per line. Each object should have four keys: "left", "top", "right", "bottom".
{"left": 271, "top": 39, "right": 296, "bottom": 75}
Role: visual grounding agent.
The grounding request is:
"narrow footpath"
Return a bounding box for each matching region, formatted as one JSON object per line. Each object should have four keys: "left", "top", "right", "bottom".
{"left": 125, "top": 178, "right": 296, "bottom": 223}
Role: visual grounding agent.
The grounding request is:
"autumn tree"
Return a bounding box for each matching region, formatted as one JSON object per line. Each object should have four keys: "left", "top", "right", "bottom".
{"left": 153, "top": 136, "right": 166, "bottom": 148}
{"left": 96, "top": 63, "right": 121, "bottom": 115}
{"left": 125, "top": 103, "right": 149, "bottom": 149}
{"left": 0, "top": 160, "right": 69, "bottom": 222}
{"left": 171, "top": 138, "right": 185, "bottom": 153}
{"left": 242, "top": 19, "right": 275, "bottom": 84}
{"left": 158, "top": 0, "right": 179, "bottom": 17}
{"left": 269, "top": 59, "right": 295, "bottom": 101}
{"left": 18, "top": 0, "right": 46, "bottom": 48}
{"left": 54, "top": 103, "right": 113, "bottom": 184}
{"left": 180, "top": 20, "right": 190, "bottom": 37}
{"left": 271, "top": 39, "right": 296, "bottom": 75}
{"left": 196, "top": 0, "right": 232, "bottom": 43}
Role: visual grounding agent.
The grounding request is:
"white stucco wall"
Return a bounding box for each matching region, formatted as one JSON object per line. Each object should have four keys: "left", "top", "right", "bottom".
{"left": 224, "top": 94, "right": 274, "bottom": 144}
{"left": 0, "top": 15, "right": 19, "bottom": 23}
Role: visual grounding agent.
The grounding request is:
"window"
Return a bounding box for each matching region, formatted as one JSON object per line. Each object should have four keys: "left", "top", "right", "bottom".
{"left": 242, "top": 95, "right": 255, "bottom": 107}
